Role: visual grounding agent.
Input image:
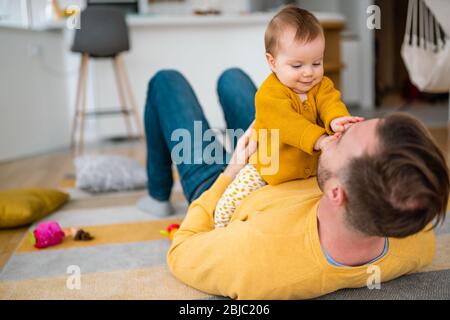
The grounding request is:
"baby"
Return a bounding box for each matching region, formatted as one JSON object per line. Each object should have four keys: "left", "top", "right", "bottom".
{"left": 214, "top": 6, "right": 363, "bottom": 228}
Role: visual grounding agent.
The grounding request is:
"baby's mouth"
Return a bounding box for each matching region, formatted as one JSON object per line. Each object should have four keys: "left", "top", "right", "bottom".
{"left": 300, "top": 80, "right": 314, "bottom": 85}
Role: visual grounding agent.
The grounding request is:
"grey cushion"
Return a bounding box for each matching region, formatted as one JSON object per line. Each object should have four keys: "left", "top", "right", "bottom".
{"left": 74, "top": 155, "right": 147, "bottom": 193}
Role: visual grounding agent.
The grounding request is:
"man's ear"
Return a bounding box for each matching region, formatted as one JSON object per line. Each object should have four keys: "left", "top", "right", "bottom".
{"left": 325, "top": 184, "right": 346, "bottom": 207}
{"left": 265, "top": 53, "right": 276, "bottom": 72}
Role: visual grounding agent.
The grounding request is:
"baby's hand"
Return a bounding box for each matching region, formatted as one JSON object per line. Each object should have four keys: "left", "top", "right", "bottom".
{"left": 314, "top": 133, "right": 342, "bottom": 151}
{"left": 330, "top": 116, "right": 364, "bottom": 133}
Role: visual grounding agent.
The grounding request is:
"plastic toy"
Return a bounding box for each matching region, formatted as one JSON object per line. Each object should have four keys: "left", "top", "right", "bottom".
{"left": 30, "top": 221, "right": 65, "bottom": 249}
{"left": 29, "top": 221, "right": 94, "bottom": 249}
{"left": 160, "top": 223, "right": 180, "bottom": 241}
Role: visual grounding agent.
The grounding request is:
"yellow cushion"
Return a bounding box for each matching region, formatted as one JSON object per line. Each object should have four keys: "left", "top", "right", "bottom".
{"left": 0, "top": 189, "right": 69, "bottom": 229}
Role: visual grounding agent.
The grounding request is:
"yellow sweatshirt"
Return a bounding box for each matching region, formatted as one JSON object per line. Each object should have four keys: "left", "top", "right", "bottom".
{"left": 251, "top": 74, "right": 350, "bottom": 185}
{"left": 167, "top": 174, "right": 435, "bottom": 300}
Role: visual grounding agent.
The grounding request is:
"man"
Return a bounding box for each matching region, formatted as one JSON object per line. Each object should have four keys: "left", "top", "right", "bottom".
{"left": 139, "top": 68, "right": 448, "bottom": 299}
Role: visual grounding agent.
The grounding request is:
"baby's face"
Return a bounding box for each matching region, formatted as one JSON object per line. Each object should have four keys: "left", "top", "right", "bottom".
{"left": 268, "top": 28, "right": 325, "bottom": 94}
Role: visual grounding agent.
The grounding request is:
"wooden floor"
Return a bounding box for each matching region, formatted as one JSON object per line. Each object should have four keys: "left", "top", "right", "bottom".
{"left": 0, "top": 126, "right": 449, "bottom": 271}
{"left": 0, "top": 139, "right": 147, "bottom": 270}
{"left": 0, "top": 140, "right": 147, "bottom": 190}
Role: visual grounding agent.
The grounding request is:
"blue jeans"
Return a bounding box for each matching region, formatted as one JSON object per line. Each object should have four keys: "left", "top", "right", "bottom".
{"left": 144, "top": 68, "right": 257, "bottom": 203}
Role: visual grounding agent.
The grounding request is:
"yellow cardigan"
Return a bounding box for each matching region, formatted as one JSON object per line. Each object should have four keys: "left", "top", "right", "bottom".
{"left": 167, "top": 174, "right": 435, "bottom": 300}
{"left": 251, "top": 73, "right": 350, "bottom": 185}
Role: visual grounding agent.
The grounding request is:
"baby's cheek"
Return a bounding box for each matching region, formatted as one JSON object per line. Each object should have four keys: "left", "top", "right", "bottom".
{"left": 317, "top": 69, "right": 324, "bottom": 79}
{"left": 313, "top": 75, "right": 323, "bottom": 87}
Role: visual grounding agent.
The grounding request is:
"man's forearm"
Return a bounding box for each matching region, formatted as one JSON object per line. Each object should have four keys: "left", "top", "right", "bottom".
{"left": 171, "top": 173, "right": 232, "bottom": 244}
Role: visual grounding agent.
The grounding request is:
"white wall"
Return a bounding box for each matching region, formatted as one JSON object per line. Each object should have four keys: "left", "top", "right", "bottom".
{"left": 354, "top": 0, "right": 375, "bottom": 109}
{"left": 341, "top": 36, "right": 361, "bottom": 106}
{"left": 298, "top": 0, "right": 375, "bottom": 109}
{"left": 93, "top": 20, "right": 270, "bottom": 138}
{"left": 0, "top": 0, "right": 85, "bottom": 28}
{"left": 0, "top": 0, "right": 376, "bottom": 160}
{"left": 0, "top": 27, "right": 71, "bottom": 161}
{"left": 0, "top": 0, "right": 28, "bottom": 26}
{"left": 297, "top": 0, "right": 341, "bottom": 13}
{"left": 141, "top": 0, "right": 289, "bottom": 15}
{"left": 0, "top": 15, "right": 273, "bottom": 162}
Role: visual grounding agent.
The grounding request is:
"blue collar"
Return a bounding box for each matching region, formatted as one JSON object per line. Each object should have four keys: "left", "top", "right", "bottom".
{"left": 322, "top": 238, "right": 389, "bottom": 267}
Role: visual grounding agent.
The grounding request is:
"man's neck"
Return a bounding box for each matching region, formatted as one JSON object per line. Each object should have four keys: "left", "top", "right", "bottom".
{"left": 317, "top": 197, "right": 386, "bottom": 267}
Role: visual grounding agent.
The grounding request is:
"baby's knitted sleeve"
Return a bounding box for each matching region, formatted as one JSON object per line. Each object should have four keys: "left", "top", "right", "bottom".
{"left": 315, "top": 76, "right": 350, "bottom": 135}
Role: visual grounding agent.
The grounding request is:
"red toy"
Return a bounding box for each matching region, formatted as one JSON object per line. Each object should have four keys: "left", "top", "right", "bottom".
{"left": 160, "top": 223, "right": 180, "bottom": 240}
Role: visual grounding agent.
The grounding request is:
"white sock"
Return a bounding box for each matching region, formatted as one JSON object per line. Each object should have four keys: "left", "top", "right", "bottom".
{"left": 136, "top": 195, "right": 175, "bottom": 217}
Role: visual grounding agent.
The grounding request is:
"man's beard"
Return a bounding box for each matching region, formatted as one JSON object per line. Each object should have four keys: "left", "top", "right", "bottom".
{"left": 317, "top": 156, "right": 333, "bottom": 192}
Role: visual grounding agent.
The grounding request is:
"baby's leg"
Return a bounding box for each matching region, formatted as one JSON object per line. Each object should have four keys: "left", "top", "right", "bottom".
{"left": 214, "top": 164, "right": 267, "bottom": 228}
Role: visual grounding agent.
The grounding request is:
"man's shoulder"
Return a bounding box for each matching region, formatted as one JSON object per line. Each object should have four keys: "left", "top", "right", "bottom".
{"left": 388, "top": 225, "right": 436, "bottom": 268}
{"left": 258, "top": 177, "right": 321, "bottom": 198}
{"left": 276, "top": 177, "right": 321, "bottom": 191}
{"left": 235, "top": 177, "right": 322, "bottom": 226}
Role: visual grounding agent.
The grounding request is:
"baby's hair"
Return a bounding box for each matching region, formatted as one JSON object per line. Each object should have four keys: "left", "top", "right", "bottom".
{"left": 265, "top": 5, "right": 324, "bottom": 56}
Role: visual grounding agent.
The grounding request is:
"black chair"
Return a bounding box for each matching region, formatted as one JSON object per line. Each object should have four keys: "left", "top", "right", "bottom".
{"left": 70, "top": 6, "right": 143, "bottom": 154}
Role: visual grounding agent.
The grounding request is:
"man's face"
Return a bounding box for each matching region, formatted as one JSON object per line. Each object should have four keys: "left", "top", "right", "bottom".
{"left": 317, "top": 119, "right": 380, "bottom": 191}
{"left": 267, "top": 27, "right": 325, "bottom": 94}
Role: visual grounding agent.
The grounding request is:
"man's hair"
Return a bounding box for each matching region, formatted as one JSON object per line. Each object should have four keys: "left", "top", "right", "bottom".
{"left": 264, "top": 5, "right": 324, "bottom": 56}
{"left": 342, "top": 113, "right": 449, "bottom": 238}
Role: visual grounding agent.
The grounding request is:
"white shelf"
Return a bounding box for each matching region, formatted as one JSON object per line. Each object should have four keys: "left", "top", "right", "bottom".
{"left": 0, "top": 11, "right": 346, "bottom": 31}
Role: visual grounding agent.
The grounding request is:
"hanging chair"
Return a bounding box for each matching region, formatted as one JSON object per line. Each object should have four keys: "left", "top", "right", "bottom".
{"left": 425, "top": 0, "right": 450, "bottom": 35}
{"left": 401, "top": 0, "right": 450, "bottom": 93}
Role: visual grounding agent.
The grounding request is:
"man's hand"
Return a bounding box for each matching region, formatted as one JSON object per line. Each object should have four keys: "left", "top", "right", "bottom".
{"left": 224, "top": 121, "right": 257, "bottom": 180}
{"left": 330, "top": 116, "right": 364, "bottom": 133}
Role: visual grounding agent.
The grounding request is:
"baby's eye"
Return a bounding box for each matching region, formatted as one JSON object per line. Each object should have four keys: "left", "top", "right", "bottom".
{"left": 291, "top": 65, "right": 302, "bottom": 69}
{"left": 313, "top": 62, "right": 322, "bottom": 66}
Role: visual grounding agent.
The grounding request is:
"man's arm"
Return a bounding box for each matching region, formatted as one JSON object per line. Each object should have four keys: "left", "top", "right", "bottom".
{"left": 169, "top": 173, "right": 231, "bottom": 240}
{"left": 167, "top": 124, "right": 261, "bottom": 298}
{"left": 167, "top": 173, "right": 257, "bottom": 298}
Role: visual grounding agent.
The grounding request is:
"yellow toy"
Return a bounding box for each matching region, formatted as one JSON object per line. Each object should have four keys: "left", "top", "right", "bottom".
{"left": 51, "top": 0, "right": 80, "bottom": 19}
{"left": 160, "top": 223, "right": 180, "bottom": 241}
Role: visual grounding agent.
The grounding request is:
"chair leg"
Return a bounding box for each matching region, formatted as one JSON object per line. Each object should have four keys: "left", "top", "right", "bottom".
{"left": 70, "top": 53, "right": 89, "bottom": 152}
{"left": 116, "top": 54, "right": 144, "bottom": 139}
{"left": 78, "top": 54, "right": 90, "bottom": 155}
{"left": 70, "top": 55, "right": 87, "bottom": 154}
{"left": 113, "top": 56, "right": 133, "bottom": 139}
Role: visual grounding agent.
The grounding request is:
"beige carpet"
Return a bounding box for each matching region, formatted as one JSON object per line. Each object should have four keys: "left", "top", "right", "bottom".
{"left": 1, "top": 186, "right": 449, "bottom": 299}
{"left": 0, "top": 185, "right": 215, "bottom": 299}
